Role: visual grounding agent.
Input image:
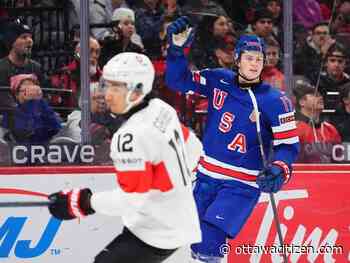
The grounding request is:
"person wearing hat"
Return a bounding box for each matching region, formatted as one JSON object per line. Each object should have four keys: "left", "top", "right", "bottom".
{"left": 0, "top": 19, "right": 43, "bottom": 134}
{"left": 2, "top": 73, "right": 61, "bottom": 144}
{"left": 99, "top": 7, "right": 143, "bottom": 66}
{"left": 312, "top": 42, "right": 350, "bottom": 119}
{"left": 89, "top": 0, "right": 130, "bottom": 40}
{"left": 247, "top": 8, "right": 278, "bottom": 44}
{"left": 0, "top": 19, "right": 42, "bottom": 86}
{"left": 293, "top": 78, "right": 341, "bottom": 163}
{"left": 166, "top": 17, "right": 299, "bottom": 262}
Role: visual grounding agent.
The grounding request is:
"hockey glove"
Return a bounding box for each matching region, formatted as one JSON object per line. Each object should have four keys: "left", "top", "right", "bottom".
{"left": 166, "top": 16, "right": 194, "bottom": 57}
{"left": 256, "top": 162, "right": 290, "bottom": 193}
{"left": 48, "top": 188, "right": 95, "bottom": 220}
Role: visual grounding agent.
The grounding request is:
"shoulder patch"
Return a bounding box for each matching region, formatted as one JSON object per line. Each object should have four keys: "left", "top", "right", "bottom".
{"left": 278, "top": 112, "right": 295, "bottom": 125}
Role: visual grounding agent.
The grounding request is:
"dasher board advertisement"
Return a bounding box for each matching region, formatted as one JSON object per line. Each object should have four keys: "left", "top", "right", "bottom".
{"left": 0, "top": 165, "right": 349, "bottom": 263}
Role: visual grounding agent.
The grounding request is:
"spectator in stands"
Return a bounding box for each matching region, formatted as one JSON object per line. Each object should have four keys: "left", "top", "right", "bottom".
{"left": 89, "top": 0, "right": 131, "bottom": 40}
{"left": 135, "top": 0, "right": 164, "bottom": 58}
{"left": 0, "top": 19, "right": 43, "bottom": 135}
{"left": 331, "top": 0, "right": 350, "bottom": 34}
{"left": 246, "top": 8, "right": 279, "bottom": 44}
{"left": 263, "top": 0, "right": 282, "bottom": 21}
{"left": 330, "top": 82, "right": 350, "bottom": 142}
{"left": 99, "top": 7, "right": 143, "bottom": 66}
{"left": 189, "top": 14, "right": 230, "bottom": 69}
{"left": 293, "top": 79, "right": 341, "bottom": 163}
{"left": 2, "top": 74, "right": 61, "bottom": 144}
{"left": 182, "top": 0, "right": 227, "bottom": 24}
{"left": 294, "top": 22, "right": 335, "bottom": 80}
{"left": 54, "top": 83, "right": 109, "bottom": 143}
{"left": 50, "top": 36, "right": 102, "bottom": 114}
{"left": 261, "top": 38, "right": 285, "bottom": 91}
{"left": 0, "top": 19, "right": 42, "bottom": 90}
{"left": 209, "top": 35, "right": 235, "bottom": 69}
{"left": 162, "top": 0, "right": 183, "bottom": 17}
{"left": 262, "top": 0, "right": 283, "bottom": 44}
{"left": 314, "top": 42, "right": 350, "bottom": 117}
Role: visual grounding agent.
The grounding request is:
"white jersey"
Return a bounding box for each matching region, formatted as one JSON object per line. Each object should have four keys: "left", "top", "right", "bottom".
{"left": 91, "top": 98, "right": 202, "bottom": 249}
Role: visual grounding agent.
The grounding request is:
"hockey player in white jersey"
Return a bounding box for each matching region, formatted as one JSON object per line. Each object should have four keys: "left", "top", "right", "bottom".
{"left": 48, "top": 52, "right": 202, "bottom": 263}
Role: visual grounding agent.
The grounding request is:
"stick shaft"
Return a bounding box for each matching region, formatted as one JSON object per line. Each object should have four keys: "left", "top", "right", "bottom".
{"left": 248, "top": 89, "right": 288, "bottom": 263}
{"left": 0, "top": 201, "right": 50, "bottom": 208}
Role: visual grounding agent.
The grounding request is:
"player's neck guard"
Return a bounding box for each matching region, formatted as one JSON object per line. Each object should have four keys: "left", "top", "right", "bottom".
{"left": 108, "top": 93, "right": 154, "bottom": 134}
{"left": 236, "top": 74, "right": 262, "bottom": 89}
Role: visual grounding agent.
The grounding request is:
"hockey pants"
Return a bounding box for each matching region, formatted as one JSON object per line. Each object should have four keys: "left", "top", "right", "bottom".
{"left": 93, "top": 227, "right": 177, "bottom": 263}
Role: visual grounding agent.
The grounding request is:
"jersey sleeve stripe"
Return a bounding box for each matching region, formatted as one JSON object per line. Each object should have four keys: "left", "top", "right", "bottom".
{"left": 192, "top": 71, "right": 207, "bottom": 85}
{"left": 115, "top": 161, "right": 173, "bottom": 193}
{"left": 203, "top": 154, "right": 259, "bottom": 175}
{"left": 273, "top": 136, "right": 299, "bottom": 146}
{"left": 272, "top": 121, "right": 297, "bottom": 133}
{"left": 199, "top": 157, "right": 257, "bottom": 181}
{"left": 273, "top": 128, "right": 298, "bottom": 139}
{"left": 181, "top": 125, "right": 190, "bottom": 142}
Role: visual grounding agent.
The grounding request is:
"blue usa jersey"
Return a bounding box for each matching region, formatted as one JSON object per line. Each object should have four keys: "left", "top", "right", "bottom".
{"left": 165, "top": 55, "right": 300, "bottom": 187}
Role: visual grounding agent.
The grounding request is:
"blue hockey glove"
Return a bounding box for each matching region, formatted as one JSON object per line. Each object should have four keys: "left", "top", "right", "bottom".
{"left": 48, "top": 188, "right": 95, "bottom": 220}
{"left": 257, "top": 162, "right": 290, "bottom": 193}
{"left": 166, "top": 16, "right": 194, "bottom": 57}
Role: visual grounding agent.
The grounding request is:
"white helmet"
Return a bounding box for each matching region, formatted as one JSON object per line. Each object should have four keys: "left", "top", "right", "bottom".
{"left": 103, "top": 52, "right": 155, "bottom": 113}
{"left": 103, "top": 52, "right": 154, "bottom": 95}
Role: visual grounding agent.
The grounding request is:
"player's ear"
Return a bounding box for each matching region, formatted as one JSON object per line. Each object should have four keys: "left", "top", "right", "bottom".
{"left": 130, "top": 89, "right": 143, "bottom": 102}
{"left": 235, "top": 58, "right": 240, "bottom": 68}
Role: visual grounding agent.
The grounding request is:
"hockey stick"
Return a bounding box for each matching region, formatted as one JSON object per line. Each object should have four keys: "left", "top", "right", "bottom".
{"left": 0, "top": 188, "right": 50, "bottom": 208}
{"left": 248, "top": 89, "right": 288, "bottom": 263}
{"left": 0, "top": 201, "right": 51, "bottom": 208}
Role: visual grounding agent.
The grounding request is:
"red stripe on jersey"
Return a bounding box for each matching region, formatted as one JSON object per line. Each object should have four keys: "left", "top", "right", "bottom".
{"left": 193, "top": 72, "right": 200, "bottom": 83}
{"left": 273, "top": 128, "right": 298, "bottom": 140}
{"left": 152, "top": 162, "right": 173, "bottom": 192}
{"left": 199, "top": 158, "right": 256, "bottom": 181}
{"left": 116, "top": 162, "right": 173, "bottom": 193}
{"left": 181, "top": 125, "right": 190, "bottom": 142}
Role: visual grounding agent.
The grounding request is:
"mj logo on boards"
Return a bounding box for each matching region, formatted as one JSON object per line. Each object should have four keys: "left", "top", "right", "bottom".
{"left": 0, "top": 216, "right": 61, "bottom": 258}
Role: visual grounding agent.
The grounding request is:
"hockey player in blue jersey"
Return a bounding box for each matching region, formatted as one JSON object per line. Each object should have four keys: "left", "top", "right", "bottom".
{"left": 165, "top": 17, "right": 300, "bottom": 262}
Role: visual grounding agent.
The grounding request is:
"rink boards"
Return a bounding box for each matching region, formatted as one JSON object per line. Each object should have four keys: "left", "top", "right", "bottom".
{"left": 0, "top": 165, "right": 348, "bottom": 263}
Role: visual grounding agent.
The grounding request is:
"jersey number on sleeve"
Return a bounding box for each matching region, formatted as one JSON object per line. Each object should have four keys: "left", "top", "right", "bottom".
{"left": 117, "top": 133, "right": 133, "bottom": 152}
{"left": 280, "top": 95, "right": 293, "bottom": 112}
{"left": 168, "top": 130, "right": 191, "bottom": 186}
